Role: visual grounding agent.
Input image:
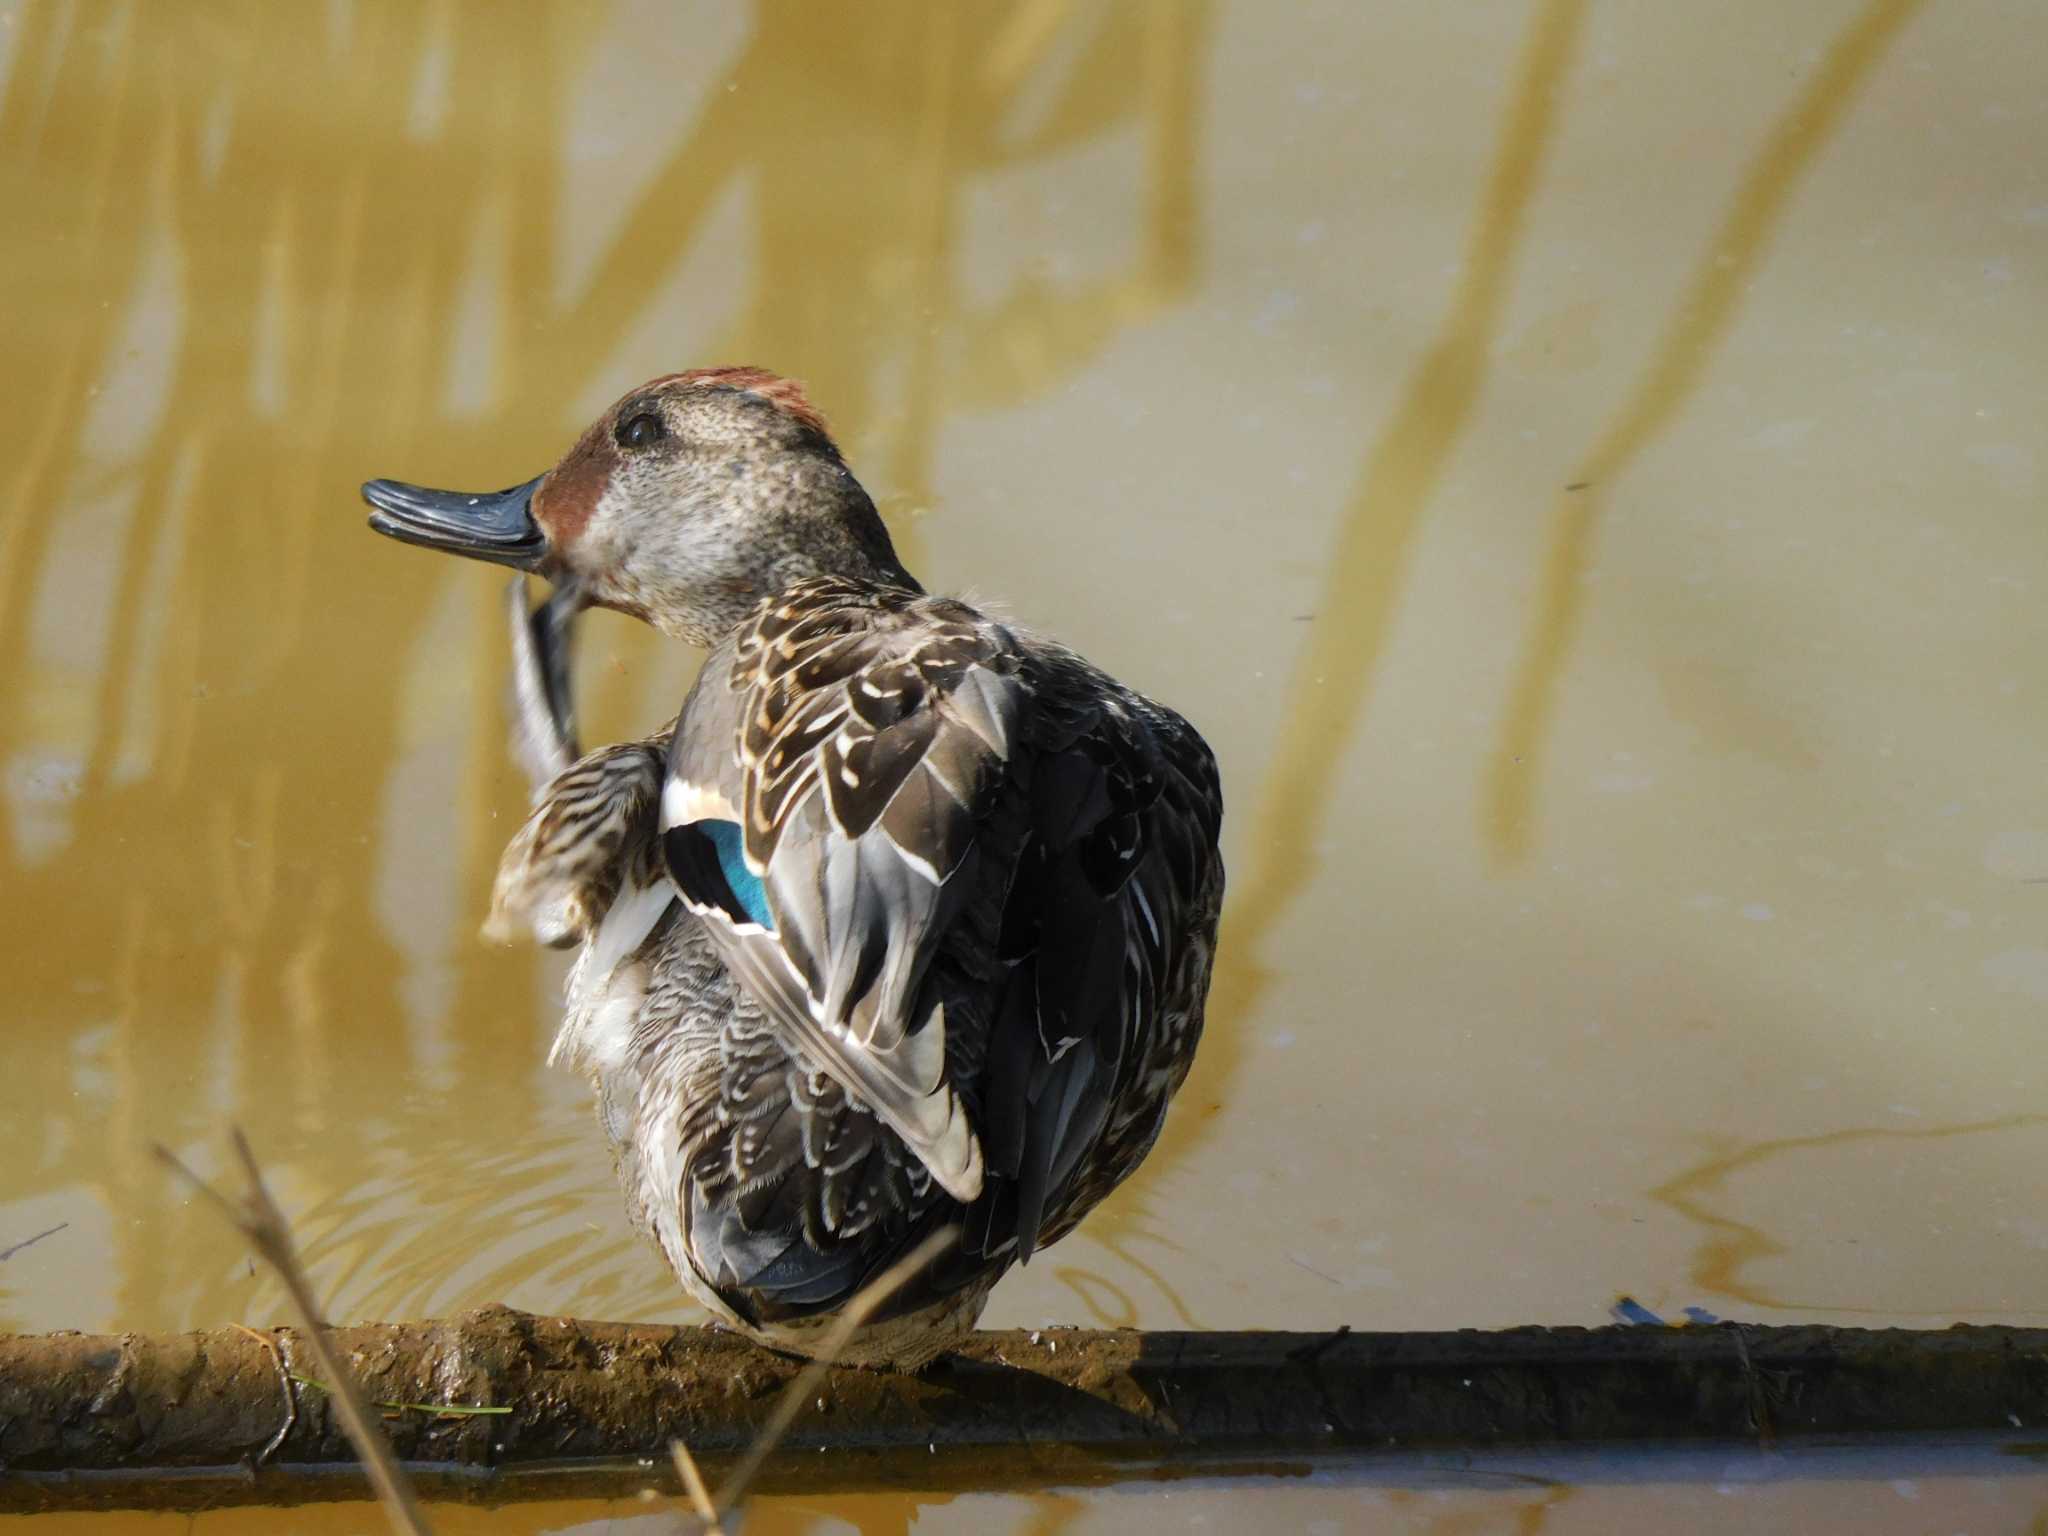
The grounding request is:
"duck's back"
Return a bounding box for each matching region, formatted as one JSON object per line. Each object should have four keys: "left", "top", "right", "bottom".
{"left": 650, "top": 577, "right": 1224, "bottom": 1338}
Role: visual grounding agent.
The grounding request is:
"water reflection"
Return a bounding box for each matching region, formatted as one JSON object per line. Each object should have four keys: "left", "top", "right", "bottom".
{"left": 1484, "top": 0, "right": 1929, "bottom": 861}
{"left": 1164, "top": 0, "right": 1586, "bottom": 1189}
{"left": 1649, "top": 1113, "right": 2048, "bottom": 1314}
{"left": 11, "top": 1445, "right": 2048, "bottom": 1533}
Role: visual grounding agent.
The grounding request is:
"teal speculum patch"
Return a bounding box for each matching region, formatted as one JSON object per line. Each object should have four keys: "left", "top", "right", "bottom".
{"left": 700, "top": 818, "right": 774, "bottom": 930}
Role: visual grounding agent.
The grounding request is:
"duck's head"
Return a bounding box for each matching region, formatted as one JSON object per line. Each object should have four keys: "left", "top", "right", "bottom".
{"left": 363, "top": 368, "right": 917, "bottom": 644}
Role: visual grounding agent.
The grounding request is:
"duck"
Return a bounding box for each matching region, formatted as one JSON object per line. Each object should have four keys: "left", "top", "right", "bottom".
{"left": 361, "top": 368, "right": 1224, "bottom": 1367}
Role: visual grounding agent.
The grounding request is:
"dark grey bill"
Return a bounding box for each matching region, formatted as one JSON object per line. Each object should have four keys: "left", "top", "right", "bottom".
{"left": 361, "top": 474, "right": 547, "bottom": 569}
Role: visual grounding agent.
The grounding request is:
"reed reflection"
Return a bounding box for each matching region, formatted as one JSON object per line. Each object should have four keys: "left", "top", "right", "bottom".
{"left": 1648, "top": 1114, "right": 2048, "bottom": 1314}
{"left": 1100, "top": 0, "right": 1586, "bottom": 1265}
{"left": 1484, "top": 0, "right": 1929, "bottom": 863}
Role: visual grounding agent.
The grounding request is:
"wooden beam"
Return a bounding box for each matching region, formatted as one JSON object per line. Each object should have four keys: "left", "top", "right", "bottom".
{"left": 4, "top": 1308, "right": 2045, "bottom": 1513}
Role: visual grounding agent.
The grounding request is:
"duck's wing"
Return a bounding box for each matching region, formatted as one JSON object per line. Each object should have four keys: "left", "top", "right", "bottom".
{"left": 972, "top": 654, "right": 1225, "bottom": 1260}
{"left": 664, "top": 581, "right": 1025, "bottom": 1205}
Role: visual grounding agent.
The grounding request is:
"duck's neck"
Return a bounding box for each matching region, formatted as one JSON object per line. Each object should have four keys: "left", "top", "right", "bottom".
{"left": 645, "top": 473, "right": 922, "bottom": 647}
{"left": 773, "top": 471, "right": 922, "bottom": 597}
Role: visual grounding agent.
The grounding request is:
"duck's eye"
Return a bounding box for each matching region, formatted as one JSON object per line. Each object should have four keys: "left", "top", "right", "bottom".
{"left": 615, "top": 411, "right": 666, "bottom": 450}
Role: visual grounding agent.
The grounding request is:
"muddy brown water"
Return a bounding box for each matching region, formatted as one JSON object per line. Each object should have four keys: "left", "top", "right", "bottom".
{"left": 5, "top": 1, "right": 2047, "bottom": 1529}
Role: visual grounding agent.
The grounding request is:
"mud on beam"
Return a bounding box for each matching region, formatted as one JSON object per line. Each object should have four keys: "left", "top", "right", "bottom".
{"left": 4, "top": 1308, "right": 2048, "bottom": 1513}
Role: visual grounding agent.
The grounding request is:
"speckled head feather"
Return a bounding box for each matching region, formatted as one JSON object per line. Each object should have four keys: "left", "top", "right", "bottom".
{"left": 527, "top": 370, "right": 914, "bottom": 645}
{"left": 645, "top": 367, "right": 836, "bottom": 441}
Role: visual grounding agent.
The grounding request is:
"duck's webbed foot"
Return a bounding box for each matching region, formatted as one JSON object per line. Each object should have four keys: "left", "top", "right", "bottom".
{"left": 507, "top": 574, "right": 583, "bottom": 796}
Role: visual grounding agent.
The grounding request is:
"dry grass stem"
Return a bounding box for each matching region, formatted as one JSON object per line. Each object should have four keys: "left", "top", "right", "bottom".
{"left": 154, "top": 1129, "right": 432, "bottom": 1536}
{"left": 710, "top": 1225, "right": 958, "bottom": 1524}
{"left": 158, "top": 1133, "right": 956, "bottom": 1531}
{"left": 669, "top": 1436, "right": 724, "bottom": 1534}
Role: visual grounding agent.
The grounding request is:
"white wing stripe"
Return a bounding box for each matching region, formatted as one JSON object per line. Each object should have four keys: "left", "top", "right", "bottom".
{"left": 662, "top": 775, "right": 740, "bottom": 832}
